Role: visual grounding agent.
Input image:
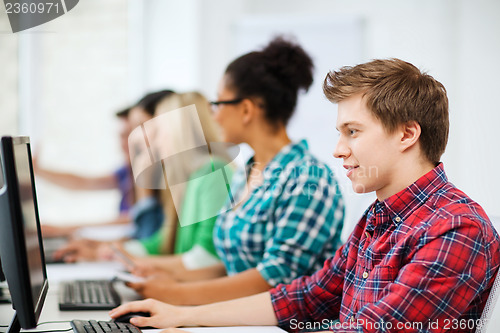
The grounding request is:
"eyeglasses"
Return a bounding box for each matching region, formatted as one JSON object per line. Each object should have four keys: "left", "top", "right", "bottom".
{"left": 209, "top": 98, "right": 243, "bottom": 112}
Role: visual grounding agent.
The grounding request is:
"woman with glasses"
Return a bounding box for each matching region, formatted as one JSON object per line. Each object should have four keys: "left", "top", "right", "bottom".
{"left": 124, "top": 36, "right": 345, "bottom": 305}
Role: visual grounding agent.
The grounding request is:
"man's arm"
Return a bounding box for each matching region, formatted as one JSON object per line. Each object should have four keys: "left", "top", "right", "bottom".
{"left": 130, "top": 256, "right": 226, "bottom": 282}
{"left": 173, "top": 262, "right": 227, "bottom": 282}
{"left": 128, "top": 267, "right": 272, "bottom": 305}
{"left": 334, "top": 221, "right": 496, "bottom": 333}
{"left": 34, "top": 166, "right": 118, "bottom": 190}
{"left": 109, "top": 292, "right": 278, "bottom": 328}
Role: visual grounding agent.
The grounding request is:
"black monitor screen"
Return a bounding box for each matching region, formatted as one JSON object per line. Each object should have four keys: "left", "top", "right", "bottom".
{"left": 13, "top": 143, "right": 45, "bottom": 305}
{"left": 0, "top": 153, "right": 3, "bottom": 284}
{"left": 0, "top": 136, "right": 48, "bottom": 331}
{"left": 0, "top": 158, "right": 4, "bottom": 285}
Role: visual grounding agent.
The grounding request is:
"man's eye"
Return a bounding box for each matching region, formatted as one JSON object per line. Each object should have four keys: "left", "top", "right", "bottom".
{"left": 349, "top": 129, "right": 358, "bottom": 135}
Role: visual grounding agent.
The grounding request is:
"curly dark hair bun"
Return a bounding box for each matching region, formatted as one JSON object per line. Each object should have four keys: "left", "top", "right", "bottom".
{"left": 225, "top": 36, "right": 314, "bottom": 126}
{"left": 262, "top": 36, "right": 314, "bottom": 92}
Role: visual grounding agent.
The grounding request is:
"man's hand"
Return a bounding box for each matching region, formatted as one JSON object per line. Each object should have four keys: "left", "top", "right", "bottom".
{"left": 109, "top": 298, "right": 188, "bottom": 328}
{"left": 111, "top": 292, "right": 278, "bottom": 328}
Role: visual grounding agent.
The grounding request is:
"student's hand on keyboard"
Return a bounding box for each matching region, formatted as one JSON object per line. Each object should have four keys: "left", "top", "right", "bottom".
{"left": 125, "top": 272, "right": 184, "bottom": 304}
{"left": 54, "top": 238, "right": 108, "bottom": 262}
{"left": 53, "top": 239, "right": 94, "bottom": 262}
{"left": 109, "top": 298, "right": 184, "bottom": 329}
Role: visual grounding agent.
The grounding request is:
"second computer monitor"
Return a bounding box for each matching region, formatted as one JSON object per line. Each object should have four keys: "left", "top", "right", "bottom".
{"left": 0, "top": 136, "right": 48, "bottom": 332}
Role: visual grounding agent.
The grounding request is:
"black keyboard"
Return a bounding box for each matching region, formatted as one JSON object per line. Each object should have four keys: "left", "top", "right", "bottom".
{"left": 71, "top": 320, "right": 141, "bottom": 333}
{"left": 59, "top": 280, "right": 121, "bottom": 311}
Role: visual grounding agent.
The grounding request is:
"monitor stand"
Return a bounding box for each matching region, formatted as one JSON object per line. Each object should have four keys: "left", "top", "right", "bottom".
{"left": 7, "top": 314, "right": 21, "bottom": 333}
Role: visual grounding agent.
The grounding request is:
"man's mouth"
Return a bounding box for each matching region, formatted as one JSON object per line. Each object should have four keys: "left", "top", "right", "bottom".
{"left": 344, "top": 165, "right": 359, "bottom": 177}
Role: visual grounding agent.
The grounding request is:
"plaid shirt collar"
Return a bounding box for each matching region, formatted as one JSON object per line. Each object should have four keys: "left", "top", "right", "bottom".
{"left": 368, "top": 163, "right": 447, "bottom": 227}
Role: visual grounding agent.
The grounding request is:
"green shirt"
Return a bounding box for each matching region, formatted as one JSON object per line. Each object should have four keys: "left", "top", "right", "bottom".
{"left": 140, "top": 159, "right": 233, "bottom": 257}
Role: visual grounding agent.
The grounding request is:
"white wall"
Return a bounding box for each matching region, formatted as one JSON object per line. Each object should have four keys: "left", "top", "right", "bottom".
{"left": 2, "top": 0, "right": 499, "bottom": 224}
{"left": 1, "top": 0, "right": 129, "bottom": 223}
{"left": 0, "top": 9, "right": 18, "bottom": 135}
{"left": 142, "top": 0, "right": 201, "bottom": 94}
{"left": 148, "top": 0, "right": 500, "bottom": 220}
{"left": 453, "top": 0, "right": 500, "bottom": 219}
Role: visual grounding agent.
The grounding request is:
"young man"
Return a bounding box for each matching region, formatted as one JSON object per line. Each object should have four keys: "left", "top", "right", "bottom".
{"left": 110, "top": 59, "right": 500, "bottom": 333}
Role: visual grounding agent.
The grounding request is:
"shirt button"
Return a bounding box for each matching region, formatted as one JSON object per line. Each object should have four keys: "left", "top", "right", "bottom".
{"left": 395, "top": 217, "right": 401, "bottom": 223}
{"left": 365, "top": 231, "right": 370, "bottom": 238}
{"left": 350, "top": 316, "right": 356, "bottom": 322}
{"left": 362, "top": 271, "right": 369, "bottom": 279}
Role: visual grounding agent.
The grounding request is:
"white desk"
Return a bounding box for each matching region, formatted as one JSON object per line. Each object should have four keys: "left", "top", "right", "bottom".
{"left": 0, "top": 262, "right": 285, "bottom": 333}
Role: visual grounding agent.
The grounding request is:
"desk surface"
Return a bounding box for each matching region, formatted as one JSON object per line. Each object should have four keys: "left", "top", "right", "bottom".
{"left": 0, "top": 262, "right": 285, "bottom": 333}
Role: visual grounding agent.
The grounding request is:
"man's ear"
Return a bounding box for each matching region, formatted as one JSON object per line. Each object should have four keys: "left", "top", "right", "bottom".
{"left": 399, "top": 121, "right": 421, "bottom": 152}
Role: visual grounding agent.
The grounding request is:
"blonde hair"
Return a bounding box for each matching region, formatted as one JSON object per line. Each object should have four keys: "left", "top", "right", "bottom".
{"left": 153, "top": 91, "right": 223, "bottom": 254}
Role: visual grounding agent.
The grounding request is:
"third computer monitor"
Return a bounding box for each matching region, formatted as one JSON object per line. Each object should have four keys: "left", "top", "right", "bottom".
{"left": 0, "top": 136, "right": 48, "bottom": 332}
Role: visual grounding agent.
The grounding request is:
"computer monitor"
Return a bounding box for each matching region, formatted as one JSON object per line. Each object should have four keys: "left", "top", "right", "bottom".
{"left": 0, "top": 155, "right": 6, "bottom": 284}
{"left": 0, "top": 136, "right": 49, "bottom": 333}
{"left": 0, "top": 152, "right": 5, "bottom": 283}
{"left": 0, "top": 166, "right": 7, "bottom": 300}
{"left": 0, "top": 257, "right": 5, "bottom": 282}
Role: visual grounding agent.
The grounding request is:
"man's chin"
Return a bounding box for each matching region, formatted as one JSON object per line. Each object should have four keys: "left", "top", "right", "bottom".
{"left": 352, "top": 182, "right": 368, "bottom": 194}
